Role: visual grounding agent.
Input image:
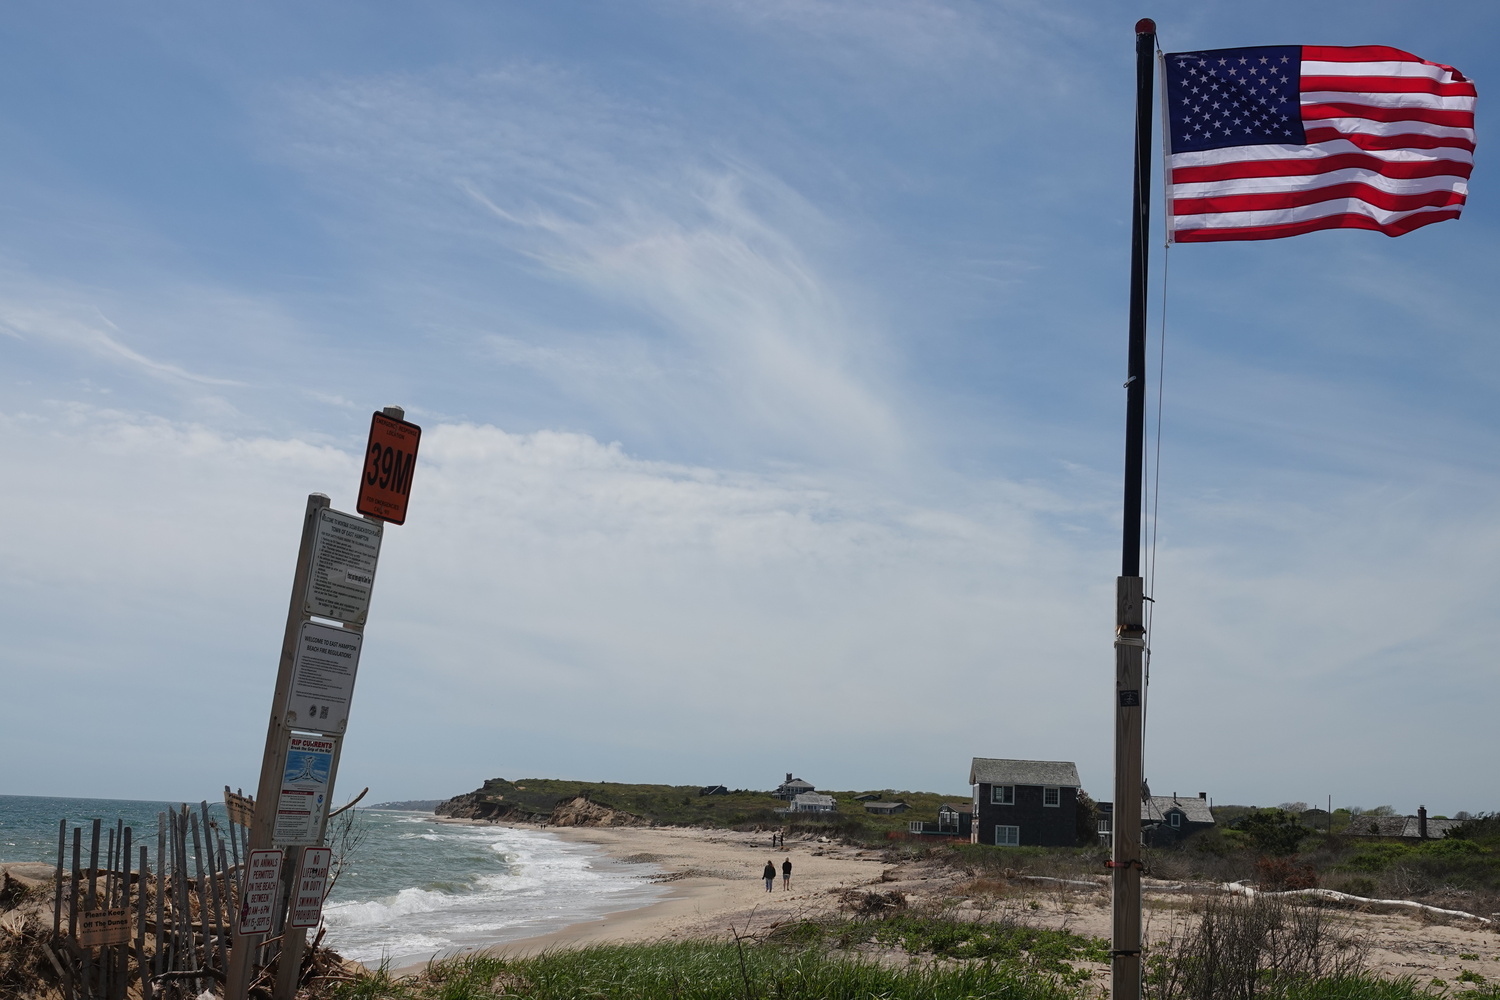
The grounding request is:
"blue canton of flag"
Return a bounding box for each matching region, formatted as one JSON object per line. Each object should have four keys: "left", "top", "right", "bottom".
{"left": 1165, "top": 46, "right": 1304, "bottom": 153}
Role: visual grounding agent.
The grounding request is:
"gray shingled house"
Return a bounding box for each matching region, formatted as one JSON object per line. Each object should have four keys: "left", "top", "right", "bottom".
{"left": 1345, "top": 807, "right": 1459, "bottom": 840}
{"left": 775, "top": 773, "right": 816, "bottom": 800}
{"left": 1097, "top": 792, "right": 1216, "bottom": 847}
{"left": 969, "top": 758, "right": 1082, "bottom": 847}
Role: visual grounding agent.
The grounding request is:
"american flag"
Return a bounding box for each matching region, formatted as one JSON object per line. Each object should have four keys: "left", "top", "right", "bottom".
{"left": 1163, "top": 45, "right": 1476, "bottom": 243}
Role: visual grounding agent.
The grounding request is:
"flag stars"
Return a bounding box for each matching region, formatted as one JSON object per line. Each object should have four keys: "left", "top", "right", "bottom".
{"left": 1168, "top": 47, "right": 1303, "bottom": 152}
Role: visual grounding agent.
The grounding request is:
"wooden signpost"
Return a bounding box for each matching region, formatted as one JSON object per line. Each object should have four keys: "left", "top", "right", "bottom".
{"left": 225, "top": 407, "right": 419, "bottom": 1000}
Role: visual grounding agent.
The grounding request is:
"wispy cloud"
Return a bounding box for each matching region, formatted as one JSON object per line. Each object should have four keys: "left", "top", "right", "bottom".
{"left": 264, "top": 65, "right": 908, "bottom": 468}
{"left": 0, "top": 301, "right": 243, "bottom": 386}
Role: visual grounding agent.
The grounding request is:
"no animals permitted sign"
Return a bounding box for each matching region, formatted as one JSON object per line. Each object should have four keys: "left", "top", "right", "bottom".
{"left": 357, "top": 410, "right": 421, "bottom": 525}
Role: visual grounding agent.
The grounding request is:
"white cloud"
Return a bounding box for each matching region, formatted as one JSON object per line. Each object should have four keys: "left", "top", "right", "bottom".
{"left": 1, "top": 406, "right": 1495, "bottom": 812}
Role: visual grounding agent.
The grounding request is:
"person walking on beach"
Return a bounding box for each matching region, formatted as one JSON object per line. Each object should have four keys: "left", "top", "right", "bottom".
{"left": 781, "top": 855, "right": 792, "bottom": 890}
{"left": 762, "top": 860, "right": 776, "bottom": 892}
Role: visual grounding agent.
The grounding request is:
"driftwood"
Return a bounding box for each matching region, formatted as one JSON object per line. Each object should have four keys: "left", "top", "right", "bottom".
{"left": 1219, "top": 881, "right": 1494, "bottom": 925}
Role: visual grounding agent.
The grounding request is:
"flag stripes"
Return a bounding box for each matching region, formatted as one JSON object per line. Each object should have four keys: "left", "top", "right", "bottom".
{"left": 1165, "top": 45, "right": 1475, "bottom": 243}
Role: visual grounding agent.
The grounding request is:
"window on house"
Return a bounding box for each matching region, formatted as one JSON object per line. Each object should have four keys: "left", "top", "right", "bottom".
{"left": 995, "top": 825, "right": 1020, "bottom": 847}
{"left": 1043, "top": 787, "right": 1061, "bottom": 808}
{"left": 1170, "top": 812, "right": 1181, "bottom": 828}
{"left": 991, "top": 785, "right": 1014, "bottom": 805}
{"left": 1098, "top": 819, "right": 1111, "bottom": 834}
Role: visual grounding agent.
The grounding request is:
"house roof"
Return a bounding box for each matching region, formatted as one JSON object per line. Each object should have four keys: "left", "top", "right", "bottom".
{"left": 779, "top": 778, "right": 815, "bottom": 790}
{"left": 1144, "top": 795, "right": 1215, "bottom": 825}
{"left": 863, "top": 801, "right": 906, "bottom": 813}
{"left": 969, "top": 758, "right": 1081, "bottom": 788}
{"left": 940, "top": 803, "right": 973, "bottom": 815}
{"left": 1345, "top": 815, "right": 1461, "bottom": 838}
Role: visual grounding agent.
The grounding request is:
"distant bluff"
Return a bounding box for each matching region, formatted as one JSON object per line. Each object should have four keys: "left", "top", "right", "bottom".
{"left": 436, "top": 778, "right": 646, "bottom": 827}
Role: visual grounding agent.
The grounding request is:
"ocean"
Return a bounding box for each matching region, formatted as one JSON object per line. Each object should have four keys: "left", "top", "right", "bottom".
{"left": 0, "top": 795, "right": 666, "bottom": 969}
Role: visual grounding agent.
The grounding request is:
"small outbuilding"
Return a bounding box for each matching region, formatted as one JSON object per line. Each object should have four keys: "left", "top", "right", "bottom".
{"left": 863, "top": 800, "right": 908, "bottom": 815}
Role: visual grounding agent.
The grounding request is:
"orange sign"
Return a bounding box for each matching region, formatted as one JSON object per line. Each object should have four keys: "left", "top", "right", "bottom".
{"left": 357, "top": 411, "right": 421, "bottom": 524}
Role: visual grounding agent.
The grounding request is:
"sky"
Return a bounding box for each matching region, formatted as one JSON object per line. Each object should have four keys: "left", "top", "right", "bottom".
{"left": 1, "top": 1, "right": 1495, "bottom": 816}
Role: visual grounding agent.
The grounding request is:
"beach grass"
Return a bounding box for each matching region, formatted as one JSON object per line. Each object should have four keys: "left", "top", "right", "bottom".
{"left": 334, "top": 939, "right": 1082, "bottom": 1000}
{"left": 328, "top": 926, "right": 1500, "bottom": 1000}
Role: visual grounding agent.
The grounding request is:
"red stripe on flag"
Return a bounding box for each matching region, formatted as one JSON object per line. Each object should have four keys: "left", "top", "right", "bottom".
{"left": 1302, "top": 102, "right": 1474, "bottom": 128}
{"left": 1174, "top": 209, "right": 1463, "bottom": 242}
{"left": 1302, "top": 45, "right": 1442, "bottom": 64}
{"left": 1301, "top": 127, "right": 1475, "bottom": 153}
{"left": 1173, "top": 183, "right": 1465, "bottom": 215}
{"left": 1173, "top": 153, "right": 1472, "bottom": 184}
{"left": 1301, "top": 75, "right": 1476, "bottom": 97}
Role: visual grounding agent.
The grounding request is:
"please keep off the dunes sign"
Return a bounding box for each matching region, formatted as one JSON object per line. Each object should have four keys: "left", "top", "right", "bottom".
{"left": 77, "top": 908, "right": 130, "bottom": 947}
{"left": 356, "top": 411, "right": 421, "bottom": 525}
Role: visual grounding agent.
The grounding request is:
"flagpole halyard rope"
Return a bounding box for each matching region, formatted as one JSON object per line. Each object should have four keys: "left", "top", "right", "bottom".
{"left": 1142, "top": 221, "right": 1171, "bottom": 771}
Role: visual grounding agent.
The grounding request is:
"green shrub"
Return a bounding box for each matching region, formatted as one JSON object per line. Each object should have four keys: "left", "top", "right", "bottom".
{"left": 1231, "top": 809, "right": 1310, "bottom": 856}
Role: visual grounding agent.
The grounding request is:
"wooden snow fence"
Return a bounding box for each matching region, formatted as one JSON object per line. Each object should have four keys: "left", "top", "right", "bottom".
{"left": 43, "top": 796, "right": 259, "bottom": 1000}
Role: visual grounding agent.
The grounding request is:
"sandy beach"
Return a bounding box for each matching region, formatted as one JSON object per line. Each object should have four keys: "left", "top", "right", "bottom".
{"left": 383, "top": 822, "right": 894, "bottom": 974}
{"left": 394, "top": 821, "right": 1500, "bottom": 991}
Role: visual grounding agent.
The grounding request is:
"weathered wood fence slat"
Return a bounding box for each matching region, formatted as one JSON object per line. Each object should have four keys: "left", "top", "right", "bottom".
{"left": 45, "top": 803, "right": 255, "bottom": 1000}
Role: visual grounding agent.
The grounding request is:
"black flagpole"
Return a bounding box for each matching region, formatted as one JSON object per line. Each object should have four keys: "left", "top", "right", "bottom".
{"left": 1112, "top": 17, "right": 1155, "bottom": 1000}
{"left": 1123, "top": 17, "right": 1155, "bottom": 580}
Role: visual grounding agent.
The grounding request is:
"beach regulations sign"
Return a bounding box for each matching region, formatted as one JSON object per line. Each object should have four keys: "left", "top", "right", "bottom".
{"left": 238, "top": 849, "right": 284, "bottom": 935}
{"left": 304, "top": 508, "right": 382, "bottom": 625}
{"left": 288, "top": 847, "right": 333, "bottom": 928}
{"left": 287, "top": 622, "right": 362, "bottom": 735}
{"left": 274, "top": 734, "right": 336, "bottom": 846}
{"left": 356, "top": 410, "right": 421, "bottom": 525}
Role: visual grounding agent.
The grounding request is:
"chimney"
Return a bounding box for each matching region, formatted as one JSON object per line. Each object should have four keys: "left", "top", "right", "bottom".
{"left": 1418, "top": 805, "right": 1428, "bottom": 840}
{"left": 1198, "top": 792, "right": 1207, "bottom": 800}
{"left": 786, "top": 773, "right": 793, "bottom": 784}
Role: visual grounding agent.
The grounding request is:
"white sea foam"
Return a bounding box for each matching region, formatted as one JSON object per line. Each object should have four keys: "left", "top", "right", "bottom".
{"left": 320, "top": 814, "right": 664, "bottom": 968}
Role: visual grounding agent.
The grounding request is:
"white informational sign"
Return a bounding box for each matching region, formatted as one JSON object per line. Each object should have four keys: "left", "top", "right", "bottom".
{"left": 238, "top": 849, "right": 284, "bottom": 934}
{"left": 305, "top": 508, "right": 383, "bottom": 625}
{"left": 288, "top": 846, "right": 334, "bottom": 928}
{"left": 287, "top": 622, "right": 362, "bottom": 735}
{"left": 274, "top": 734, "right": 336, "bottom": 847}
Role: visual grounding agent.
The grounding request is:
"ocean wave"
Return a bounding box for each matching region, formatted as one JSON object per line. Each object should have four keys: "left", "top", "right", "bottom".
{"left": 319, "top": 814, "right": 665, "bottom": 967}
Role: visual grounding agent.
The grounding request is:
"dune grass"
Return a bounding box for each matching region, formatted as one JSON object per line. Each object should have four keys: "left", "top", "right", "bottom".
{"left": 333, "top": 939, "right": 1081, "bottom": 1000}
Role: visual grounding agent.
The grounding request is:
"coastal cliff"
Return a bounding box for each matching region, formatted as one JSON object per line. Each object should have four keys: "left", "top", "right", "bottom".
{"left": 436, "top": 780, "right": 645, "bottom": 827}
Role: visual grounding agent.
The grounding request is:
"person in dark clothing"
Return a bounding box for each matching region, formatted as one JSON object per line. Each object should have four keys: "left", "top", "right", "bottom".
{"left": 781, "top": 856, "right": 792, "bottom": 890}
{"left": 762, "top": 860, "right": 776, "bottom": 892}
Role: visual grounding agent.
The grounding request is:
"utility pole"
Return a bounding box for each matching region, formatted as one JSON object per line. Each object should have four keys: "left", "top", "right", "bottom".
{"left": 1111, "top": 18, "right": 1156, "bottom": 1000}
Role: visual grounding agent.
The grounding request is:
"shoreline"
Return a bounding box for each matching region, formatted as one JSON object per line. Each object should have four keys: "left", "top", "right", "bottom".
{"left": 390, "top": 821, "right": 892, "bottom": 976}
